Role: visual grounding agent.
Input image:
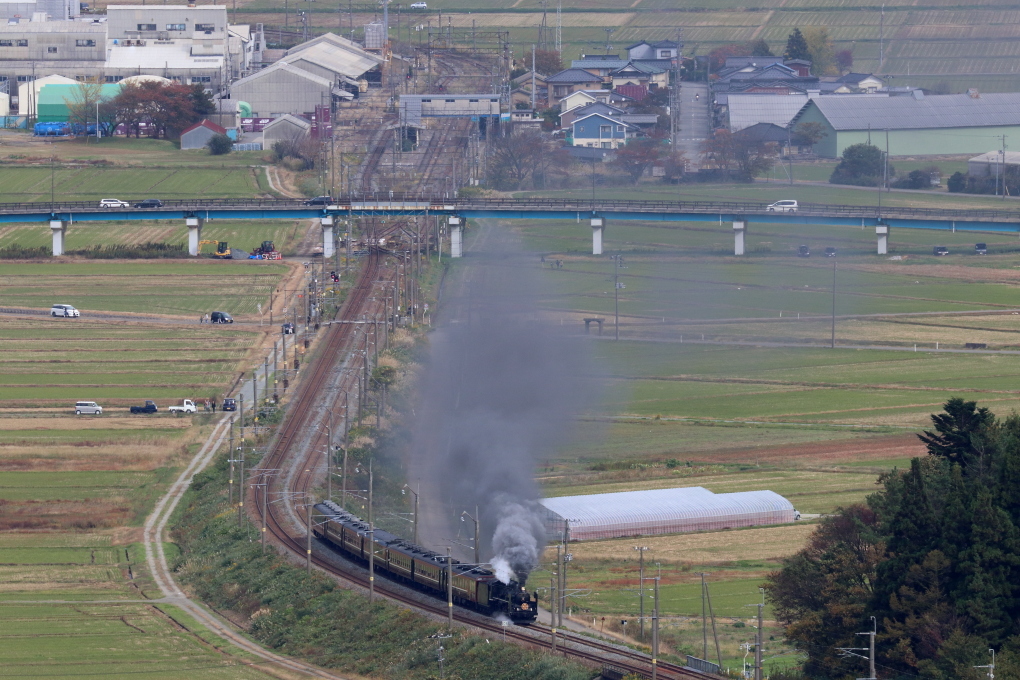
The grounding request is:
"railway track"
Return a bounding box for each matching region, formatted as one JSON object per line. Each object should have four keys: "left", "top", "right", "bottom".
{"left": 247, "top": 255, "right": 715, "bottom": 679}
{"left": 244, "top": 45, "right": 717, "bottom": 680}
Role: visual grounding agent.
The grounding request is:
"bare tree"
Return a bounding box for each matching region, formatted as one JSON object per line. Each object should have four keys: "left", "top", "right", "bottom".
{"left": 487, "top": 130, "right": 566, "bottom": 190}
{"left": 64, "top": 82, "right": 105, "bottom": 134}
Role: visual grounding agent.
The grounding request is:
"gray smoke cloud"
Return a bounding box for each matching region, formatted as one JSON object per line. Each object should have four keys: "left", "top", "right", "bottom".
{"left": 407, "top": 223, "right": 596, "bottom": 581}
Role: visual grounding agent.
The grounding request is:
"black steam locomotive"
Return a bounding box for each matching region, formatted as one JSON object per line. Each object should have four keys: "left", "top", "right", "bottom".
{"left": 314, "top": 500, "right": 539, "bottom": 623}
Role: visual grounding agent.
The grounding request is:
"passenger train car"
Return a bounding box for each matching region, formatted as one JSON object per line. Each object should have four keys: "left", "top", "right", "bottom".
{"left": 314, "top": 500, "right": 539, "bottom": 623}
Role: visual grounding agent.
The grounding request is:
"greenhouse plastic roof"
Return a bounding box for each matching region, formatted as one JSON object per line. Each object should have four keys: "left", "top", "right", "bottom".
{"left": 540, "top": 487, "right": 796, "bottom": 540}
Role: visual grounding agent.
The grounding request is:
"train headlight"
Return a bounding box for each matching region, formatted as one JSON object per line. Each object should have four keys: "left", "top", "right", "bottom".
{"left": 521, "top": 603, "right": 529, "bottom": 610}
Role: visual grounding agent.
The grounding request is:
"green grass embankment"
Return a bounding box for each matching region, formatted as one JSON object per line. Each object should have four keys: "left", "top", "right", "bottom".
{"left": 171, "top": 453, "right": 597, "bottom": 680}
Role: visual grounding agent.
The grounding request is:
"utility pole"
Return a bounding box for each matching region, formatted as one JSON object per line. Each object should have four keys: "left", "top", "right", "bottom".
{"left": 461, "top": 507, "right": 479, "bottom": 565}
{"left": 839, "top": 616, "right": 877, "bottom": 680}
{"left": 614, "top": 254, "right": 621, "bottom": 341}
{"left": 306, "top": 500, "right": 314, "bottom": 574}
{"left": 831, "top": 257, "right": 837, "bottom": 348}
{"left": 634, "top": 546, "right": 648, "bottom": 638}
{"left": 975, "top": 648, "right": 996, "bottom": 680}
{"left": 368, "top": 461, "right": 374, "bottom": 603}
{"left": 755, "top": 599, "right": 763, "bottom": 680}
{"left": 705, "top": 576, "right": 723, "bottom": 667}
{"left": 325, "top": 425, "right": 332, "bottom": 501}
{"left": 237, "top": 439, "right": 245, "bottom": 528}
{"left": 700, "top": 572, "right": 708, "bottom": 659}
{"left": 260, "top": 480, "right": 268, "bottom": 554}
{"left": 446, "top": 547, "right": 454, "bottom": 629}
{"left": 228, "top": 417, "right": 234, "bottom": 505}
{"left": 651, "top": 576, "right": 659, "bottom": 680}
{"left": 555, "top": 544, "right": 562, "bottom": 627}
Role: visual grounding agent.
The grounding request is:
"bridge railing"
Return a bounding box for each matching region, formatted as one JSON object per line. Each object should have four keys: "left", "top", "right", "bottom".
{"left": 2, "top": 195, "right": 1020, "bottom": 223}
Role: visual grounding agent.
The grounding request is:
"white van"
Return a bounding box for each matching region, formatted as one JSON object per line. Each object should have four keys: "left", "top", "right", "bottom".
{"left": 767, "top": 200, "right": 799, "bottom": 213}
{"left": 75, "top": 401, "right": 103, "bottom": 415}
{"left": 51, "top": 304, "right": 80, "bottom": 317}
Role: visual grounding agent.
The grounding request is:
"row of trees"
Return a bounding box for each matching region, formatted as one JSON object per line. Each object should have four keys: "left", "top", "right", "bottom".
{"left": 65, "top": 80, "right": 215, "bottom": 140}
{"left": 768, "top": 398, "right": 1020, "bottom": 678}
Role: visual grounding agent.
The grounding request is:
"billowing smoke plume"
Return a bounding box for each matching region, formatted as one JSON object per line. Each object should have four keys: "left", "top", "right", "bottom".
{"left": 490, "top": 495, "right": 546, "bottom": 583}
{"left": 408, "top": 224, "right": 596, "bottom": 582}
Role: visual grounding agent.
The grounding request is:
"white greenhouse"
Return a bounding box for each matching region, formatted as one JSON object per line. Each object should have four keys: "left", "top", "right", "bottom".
{"left": 539, "top": 487, "right": 797, "bottom": 541}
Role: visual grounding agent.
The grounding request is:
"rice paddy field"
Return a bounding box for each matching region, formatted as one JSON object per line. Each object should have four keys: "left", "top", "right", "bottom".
{"left": 0, "top": 256, "right": 285, "bottom": 679}
{"left": 0, "top": 219, "right": 308, "bottom": 257}
{"left": 0, "top": 260, "right": 288, "bottom": 316}
{"left": 223, "top": 0, "right": 1020, "bottom": 93}
{"left": 0, "top": 165, "right": 270, "bottom": 203}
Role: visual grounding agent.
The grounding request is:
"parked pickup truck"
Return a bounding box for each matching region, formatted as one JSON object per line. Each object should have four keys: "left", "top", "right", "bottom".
{"left": 168, "top": 399, "right": 197, "bottom": 414}
{"left": 130, "top": 400, "right": 158, "bottom": 414}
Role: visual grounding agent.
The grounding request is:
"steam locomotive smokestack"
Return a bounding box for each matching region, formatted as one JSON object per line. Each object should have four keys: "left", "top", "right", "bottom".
{"left": 408, "top": 224, "right": 598, "bottom": 580}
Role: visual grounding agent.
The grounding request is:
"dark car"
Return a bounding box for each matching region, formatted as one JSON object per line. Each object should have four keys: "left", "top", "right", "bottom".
{"left": 221, "top": 398, "right": 237, "bottom": 412}
{"left": 824, "top": 247, "right": 837, "bottom": 257}
{"left": 304, "top": 196, "right": 333, "bottom": 206}
{"left": 133, "top": 198, "right": 163, "bottom": 208}
{"left": 282, "top": 322, "right": 295, "bottom": 334}
{"left": 933, "top": 246, "right": 949, "bottom": 256}
{"left": 797, "top": 244, "right": 810, "bottom": 258}
{"left": 975, "top": 243, "right": 988, "bottom": 255}
{"left": 130, "top": 400, "right": 157, "bottom": 414}
{"left": 211, "top": 311, "right": 233, "bottom": 323}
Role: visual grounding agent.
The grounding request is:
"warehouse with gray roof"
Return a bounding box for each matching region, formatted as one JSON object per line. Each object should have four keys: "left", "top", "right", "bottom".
{"left": 790, "top": 91, "right": 1020, "bottom": 157}
{"left": 539, "top": 486, "right": 797, "bottom": 541}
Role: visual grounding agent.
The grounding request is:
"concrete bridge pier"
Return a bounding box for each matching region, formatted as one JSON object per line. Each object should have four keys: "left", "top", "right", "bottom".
{"left": 876, "top": 224, "right": 889, "bottom": 255}
{"left": 449, "top": 216, "right": 463, "bottom": 258}
{"left": 591, "top": 216, "right": 605, "bottom": 255}
{"left": 321, "top": 216, "right": 335, "bottom": 259}
{"left": 50, "top": 220, "right": 66, "bottom": 256}
{"left": 186, "top": 217, "right": 204, "bottom": 256}
{"left": 733, "top": 219, "right": 747, "bottom": 256}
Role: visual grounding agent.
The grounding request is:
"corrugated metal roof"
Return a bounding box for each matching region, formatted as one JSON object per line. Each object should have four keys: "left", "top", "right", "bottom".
{"left": 797, "top": 92, "right": 1020, "bottom": 131}
{"left": 540, "top": 487, "right": 796, "bottom": 541}
{"left": 727, "top": 93, "right": 809, "bottom": 131}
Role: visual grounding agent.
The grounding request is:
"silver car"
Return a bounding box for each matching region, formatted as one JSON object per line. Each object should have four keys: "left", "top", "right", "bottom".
{"left": 75, "top": 401, "right": 103, "bottom": 415}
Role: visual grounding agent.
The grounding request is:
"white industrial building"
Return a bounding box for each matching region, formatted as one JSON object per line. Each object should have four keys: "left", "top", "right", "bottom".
{"left": 226, "top": 32, "right": 381, "bottom": 117}
{"left": 0, "top": 4, "right": 263, "bottom": 108}
{"left": 540, "top": 486, "right": 797, "bottom": 541}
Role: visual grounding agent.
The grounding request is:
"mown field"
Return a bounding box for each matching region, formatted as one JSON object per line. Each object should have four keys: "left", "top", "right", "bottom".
{"left": 0, "top": 260, "right": 288, "bottom": 316}
{"left": 0, "top": 219, "right": 308, "bottom": 257}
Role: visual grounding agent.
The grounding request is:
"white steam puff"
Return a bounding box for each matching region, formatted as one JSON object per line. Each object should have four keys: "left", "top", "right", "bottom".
{"left": 491, "top": 557, "right": 514, "bottom": 585}
{"left": 491, "top": 496, "right": 545, "bottom": 584}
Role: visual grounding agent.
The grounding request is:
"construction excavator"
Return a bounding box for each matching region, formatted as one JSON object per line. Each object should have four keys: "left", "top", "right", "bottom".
{"left": 198, "top": 240, "right": 232, "bottom": 259}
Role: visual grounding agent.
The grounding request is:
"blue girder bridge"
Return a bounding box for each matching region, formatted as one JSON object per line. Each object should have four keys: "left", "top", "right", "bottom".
{"left": 3, "top": 195, "right": 1018, "bottom": 257}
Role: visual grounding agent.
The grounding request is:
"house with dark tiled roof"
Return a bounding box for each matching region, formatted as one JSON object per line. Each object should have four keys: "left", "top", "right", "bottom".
{"left": 546, "top": 68, "right": 604, "bottom": 102}
{"left": 625, "top": 39, "right": 679, "bottom": 61}
{"left": 610, "top": 60, "right": 668, "bottom": 90}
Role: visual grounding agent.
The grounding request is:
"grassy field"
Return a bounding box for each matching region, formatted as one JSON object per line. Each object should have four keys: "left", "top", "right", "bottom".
{"left": 0, "top": 219, "right": 309, "bottom": 256}
{"left": 0, "top": 317, "right": 264, "bottom": 405}
{"left": 0, "top": 260, "right": 288, "bottom": 316}
{"left": 0, "top": 165, "right": 269, "bottom": 202}
{"left": 466, "top": 207, "right": 1020, "bottom": 672}
{"left": 0, "top": 253, "right": 284, "bottom": 677}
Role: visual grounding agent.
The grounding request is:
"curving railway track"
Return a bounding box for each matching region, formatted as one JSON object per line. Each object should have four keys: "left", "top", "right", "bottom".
{"left": 245, "top": 44, "right": 719, "bottom": 680}
{"left": 247, "top": 253, "right": 717, "bottom": 680}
